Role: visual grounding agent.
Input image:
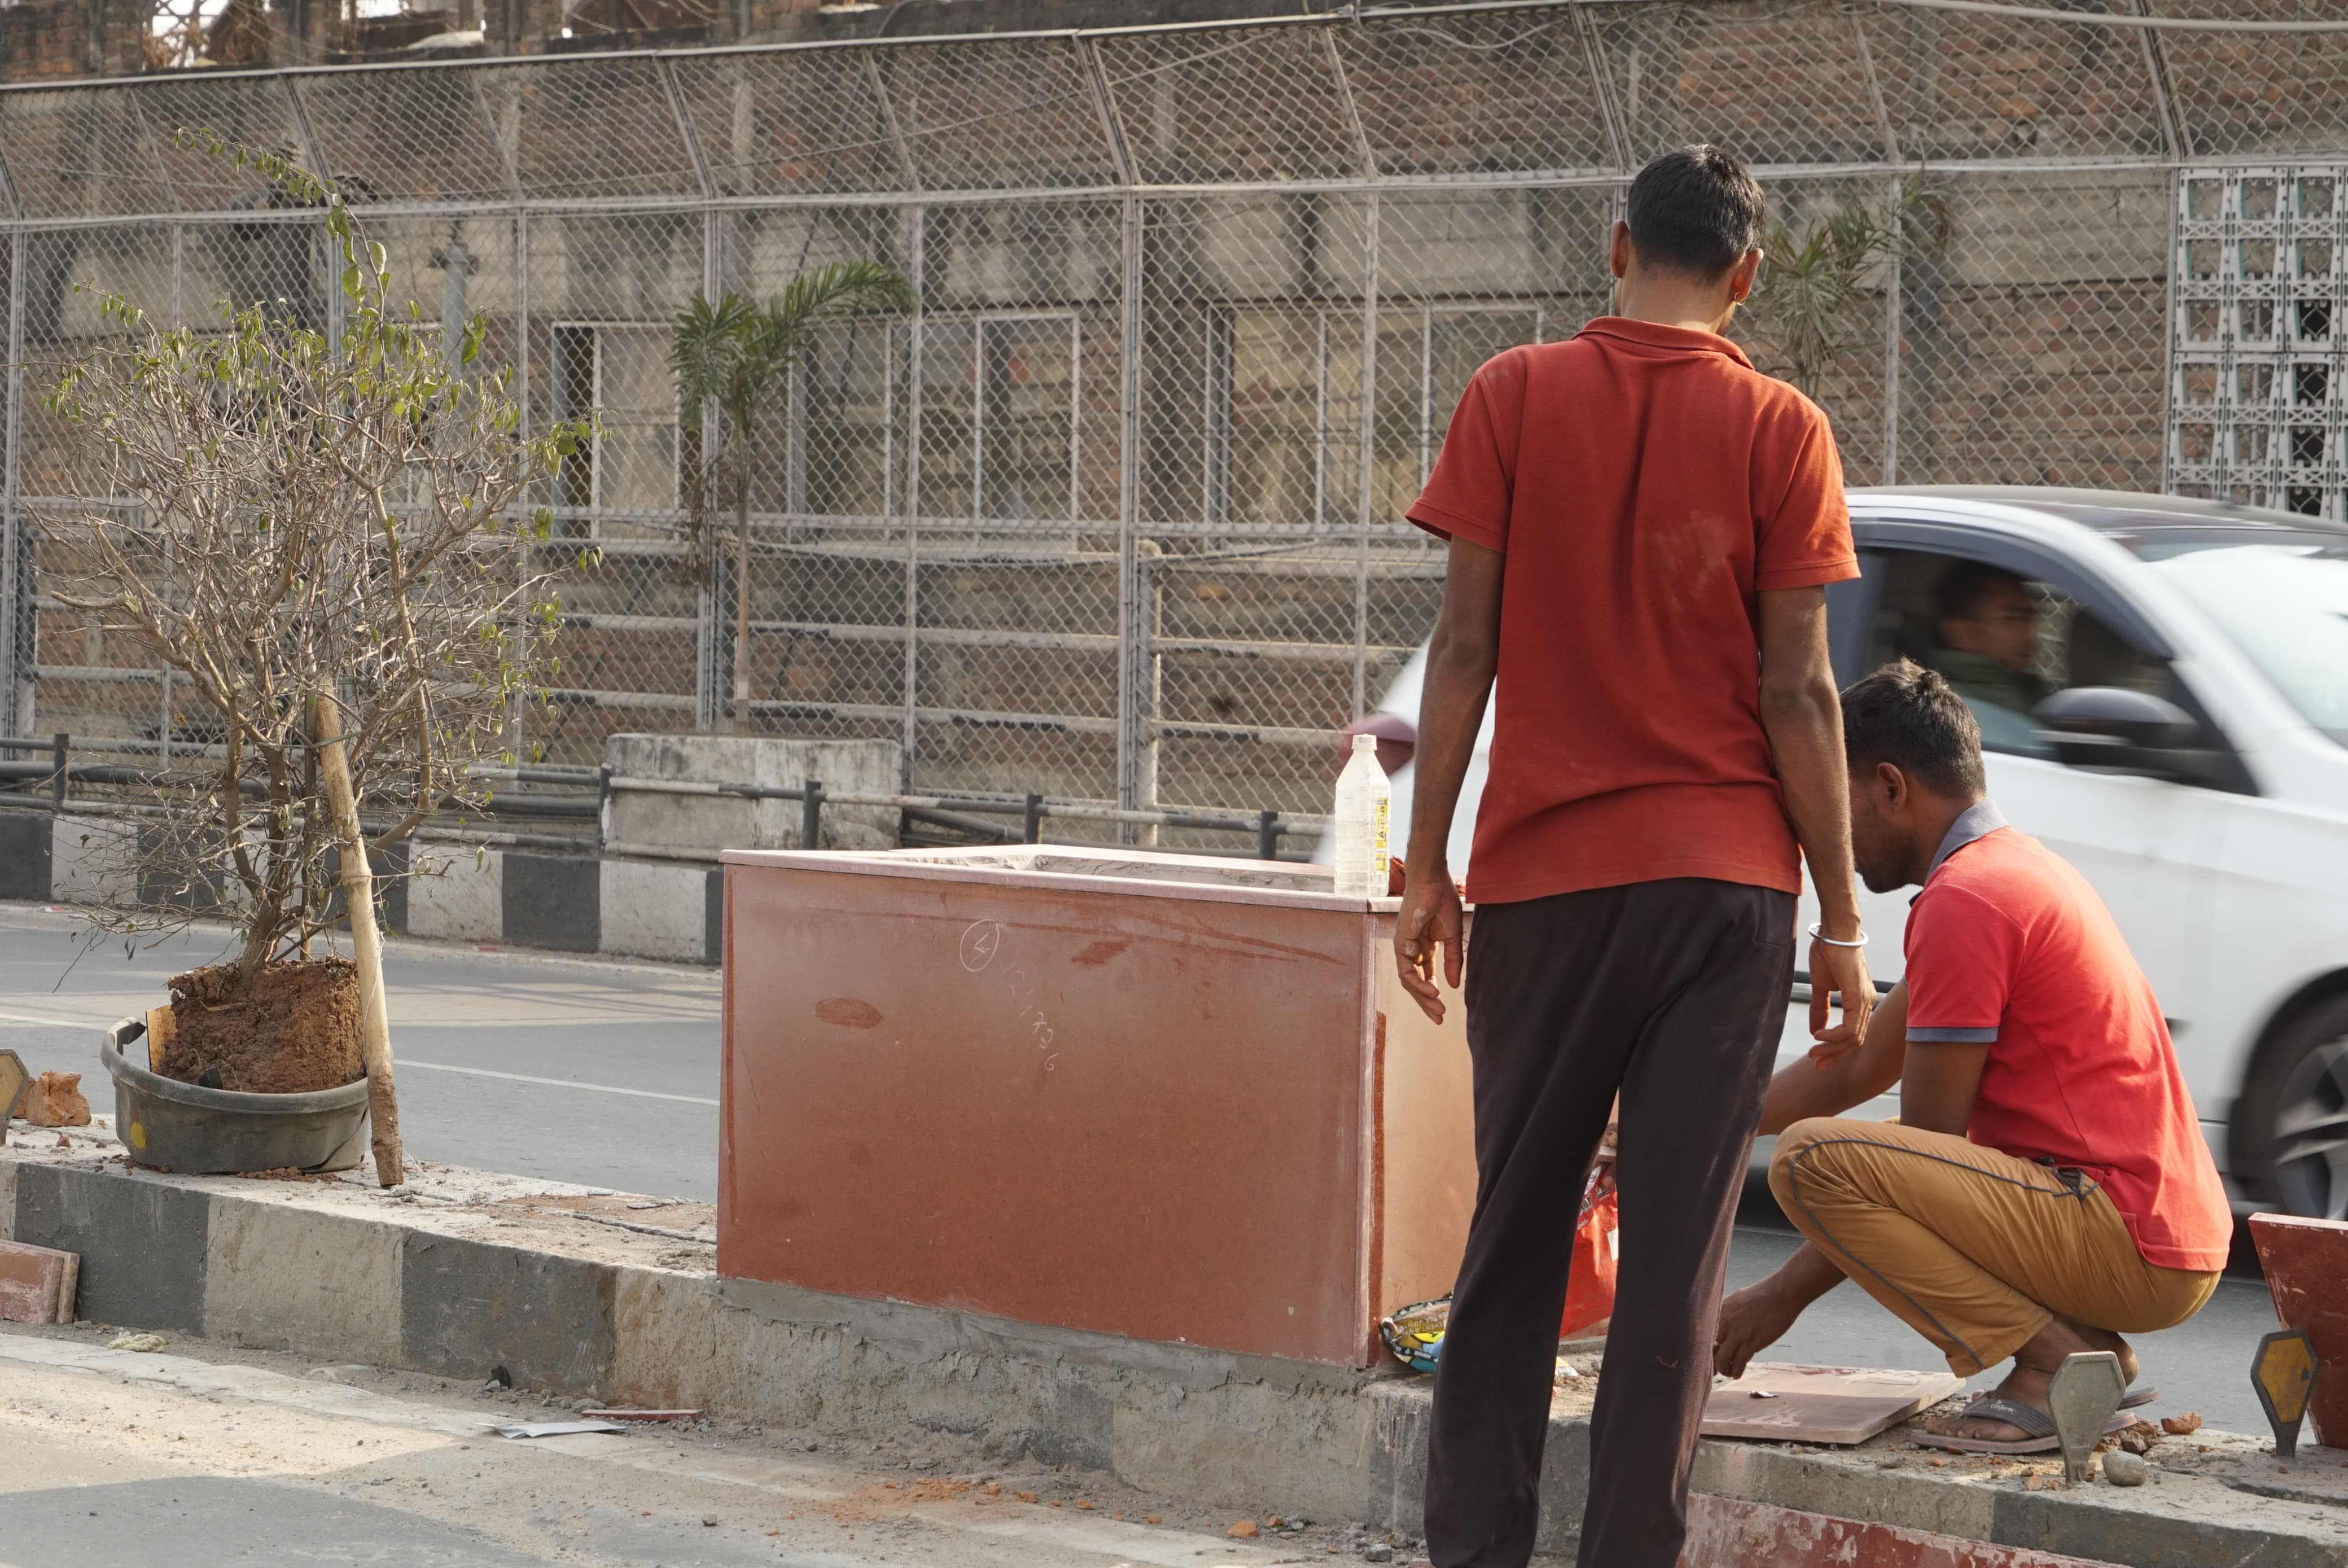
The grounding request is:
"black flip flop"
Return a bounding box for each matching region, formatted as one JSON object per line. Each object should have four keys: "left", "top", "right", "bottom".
{"left": 1908, "top": 1394, "right": 2141, "bottom": 1456}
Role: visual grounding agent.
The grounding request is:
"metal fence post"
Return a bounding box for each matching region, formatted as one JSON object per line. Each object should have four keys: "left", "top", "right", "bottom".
{"left": 1353, "top": 194, "right": 1379, "bottom": 722}
{"left": 1852, "top": 12, "right": 1903, "bottom": 486}
{"left": 801, "top": 777, "right": 825, "bottom": 849}
{"left": 696, "top": 207, "right": 725, "bottom": 734}
{"left": 1115, "top": 189, "right": 1146, "bottom": 824}
{"left": 901, "top": 204, "right": 926, "bottom": 791}
{"left": 1, "top": 230, "right": 25, "bottom": 739}
{"left": 1124, "top": 538, "right": 1160, "bottom": 844}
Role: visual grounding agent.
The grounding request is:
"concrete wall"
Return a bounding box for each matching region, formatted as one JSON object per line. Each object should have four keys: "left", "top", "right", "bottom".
{"left": 602, "top": 733, "right": 901, "bottom": 854}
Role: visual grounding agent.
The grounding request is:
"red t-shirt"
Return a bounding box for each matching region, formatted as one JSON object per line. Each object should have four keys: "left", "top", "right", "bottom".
{"left": 1405, "top": 318, "right": 1858, "bottom": 904}
{"left": 1905, "top": 825, "right": 2232, "bottom": 1272}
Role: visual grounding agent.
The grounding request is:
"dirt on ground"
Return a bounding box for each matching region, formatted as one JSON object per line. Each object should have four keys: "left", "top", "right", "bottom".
{"left": 160, "top": 960, "right": 364, "bottom": 1094}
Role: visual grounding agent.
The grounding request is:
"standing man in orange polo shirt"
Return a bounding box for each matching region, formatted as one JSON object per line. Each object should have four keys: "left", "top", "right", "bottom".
{"left": 1394, "top": 146, "right": 1876, "bottom": 1568}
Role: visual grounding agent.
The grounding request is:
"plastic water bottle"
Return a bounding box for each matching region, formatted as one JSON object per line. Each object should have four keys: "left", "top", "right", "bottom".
{"left": 1332, "top": 732, "right": 1392, "bottom": 897}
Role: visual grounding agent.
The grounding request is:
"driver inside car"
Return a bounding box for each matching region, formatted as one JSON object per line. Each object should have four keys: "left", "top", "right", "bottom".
{"left": 1929, "top": 562, "right": 2052, "bottom": 733}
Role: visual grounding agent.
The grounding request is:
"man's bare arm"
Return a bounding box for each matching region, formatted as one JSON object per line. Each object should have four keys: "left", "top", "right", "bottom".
{"left": 1756, "top": 585, "right": 1874, "bottom": 1055}
{"left": 1755, "top": 983, "right": 1908, "bottom": 1137}
{"left": 1899, "top": 1039, "right": 1990, "bottom": 1137}
{"left": 1394, "top": 537, "right": 1503, "bottom": 1024}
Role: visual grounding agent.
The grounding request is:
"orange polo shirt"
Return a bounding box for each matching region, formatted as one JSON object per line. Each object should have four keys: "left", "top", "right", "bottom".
{"left": 1905, "top": 820, "right": 2232, "bottom": 1273}
{"left": 1405, "top": 317, "right": 1858, "bottom": 904}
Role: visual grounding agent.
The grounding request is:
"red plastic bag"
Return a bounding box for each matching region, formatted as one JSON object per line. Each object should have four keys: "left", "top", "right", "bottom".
{"left": 1561, "top": 1174, "right": 1619, "bottom": 1339}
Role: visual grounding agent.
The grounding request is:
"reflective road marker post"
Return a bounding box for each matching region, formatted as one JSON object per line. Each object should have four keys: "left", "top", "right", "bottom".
{"left": 2048, "top": 1351, "right": 2127, "bottom": 1484}
{"left": 2253, "top": 1328, "right": 2319, "bottom": 1460}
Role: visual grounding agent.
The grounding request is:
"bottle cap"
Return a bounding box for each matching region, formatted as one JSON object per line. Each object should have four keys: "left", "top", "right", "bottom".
{"left": 1352, "top": 732, "right": 1377, "bottom": 753}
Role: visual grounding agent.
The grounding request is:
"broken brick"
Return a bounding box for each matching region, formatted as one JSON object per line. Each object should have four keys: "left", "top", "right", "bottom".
{"left": 17, "top": 1072, "right": 89, "bottom": 1128}
{"left": 0, "top": 1240, "right": 77, "bottom": 1324}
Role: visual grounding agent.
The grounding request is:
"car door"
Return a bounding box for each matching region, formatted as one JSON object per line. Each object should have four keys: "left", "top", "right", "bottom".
{"left": 1832, "top": 532, "right": 2215, "bottom": 1048}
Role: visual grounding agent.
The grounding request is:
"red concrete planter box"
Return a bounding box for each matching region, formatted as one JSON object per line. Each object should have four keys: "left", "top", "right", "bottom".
{"left": 2250, "top": 1211, "right": 2348, "bottom": 1448}
{"left": 717, "top": 847, "right": 1477, "bottom": 1366}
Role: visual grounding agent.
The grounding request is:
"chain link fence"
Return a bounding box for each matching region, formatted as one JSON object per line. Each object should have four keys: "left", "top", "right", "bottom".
{"left": 6, "top": 0, "right": 2347, "bottom": 837}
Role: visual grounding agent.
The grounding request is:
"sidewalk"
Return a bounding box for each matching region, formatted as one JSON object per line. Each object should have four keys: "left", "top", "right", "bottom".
{"left": 0, "top": 1320, "right": 1348, "bottom": 1567}
{"left": 3, "top": 1129, "right": 2341, "bottom": 1567}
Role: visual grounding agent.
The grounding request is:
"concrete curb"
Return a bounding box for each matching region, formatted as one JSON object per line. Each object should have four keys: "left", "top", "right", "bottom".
{"left": 3, "top": 809, "right": 721, "bottom": 965}
{"left": 0, "top": 1146, "right": 2337, "bottom": 1567}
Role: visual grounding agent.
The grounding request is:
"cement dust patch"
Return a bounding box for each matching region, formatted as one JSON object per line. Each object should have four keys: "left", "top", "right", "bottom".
{"left": 0, "top": 1332, "right": 491, "bottom": 1444}
{"left": 519, "top": 1434, "right": 1317, "bottom": 1568}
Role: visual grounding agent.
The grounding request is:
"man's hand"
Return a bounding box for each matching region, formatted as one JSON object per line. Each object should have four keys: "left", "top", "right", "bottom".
{"left": 1395, "top": 861, "right": 1465, "bottom": 1024}
{"left": 1713, "top": 1278, "right": 1805, "bottom": 1379}
{"left": 1807, "top": 937, "right": 1876, "bottom": 1064}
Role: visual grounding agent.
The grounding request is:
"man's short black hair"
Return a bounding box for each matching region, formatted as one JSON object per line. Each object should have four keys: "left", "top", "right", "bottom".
{"left": 1625, "top": 146, "right": 1766, "bottom": 280}
{"left": 1938, "top": 560, "right": 2029, "bottom": 624}
{"left": 1842, "top": 659, "right": 1986, "bottom": 798}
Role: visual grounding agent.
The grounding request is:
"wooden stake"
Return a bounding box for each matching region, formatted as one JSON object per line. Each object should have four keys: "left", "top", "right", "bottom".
{"left": 313, "top": 695, "right": 403, "bottom": 1187}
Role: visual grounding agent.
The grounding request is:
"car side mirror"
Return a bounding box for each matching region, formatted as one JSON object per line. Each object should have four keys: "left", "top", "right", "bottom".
{"left": 2032, "top": 687, "right": 2213, "bottom": 782}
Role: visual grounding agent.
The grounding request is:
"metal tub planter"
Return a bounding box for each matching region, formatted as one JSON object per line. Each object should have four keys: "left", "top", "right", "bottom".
{"left": 100, "top": 1018, "right": 370, "bottom": 1175}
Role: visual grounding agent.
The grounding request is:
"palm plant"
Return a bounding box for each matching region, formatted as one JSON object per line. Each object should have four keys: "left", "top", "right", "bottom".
{"left": 670, "top": 261, "right": 917, "bottom": 730}
{"left": 1746, "top": 177, "right": 1948, "bottom": 401}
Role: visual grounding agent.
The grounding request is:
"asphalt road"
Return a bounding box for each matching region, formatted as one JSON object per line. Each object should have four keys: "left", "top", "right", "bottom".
{"left": 0, "top": 904, "right": 721, "bottom": 1202}
{"left": 0, "top": 903, "right": 2282, "bottom": 1437}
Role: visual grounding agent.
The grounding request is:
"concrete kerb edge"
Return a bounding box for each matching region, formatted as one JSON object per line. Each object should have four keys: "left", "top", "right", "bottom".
{"left": 0, "top": 1154, "right": 2338, "bottom": 1567}
{"left": 4, "top": 814, "right": 719, "bottom": 967}
{"left": 0, "top": 1152, "right": 1435, "bottom": 1535}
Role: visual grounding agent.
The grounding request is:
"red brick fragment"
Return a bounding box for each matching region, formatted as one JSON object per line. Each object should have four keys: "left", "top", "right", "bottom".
{"left": 17, "top": 1072, "right": 90, "bottom": 1128}
{"left": 0, "top": 1240, "right": 78, "bottom": 1324}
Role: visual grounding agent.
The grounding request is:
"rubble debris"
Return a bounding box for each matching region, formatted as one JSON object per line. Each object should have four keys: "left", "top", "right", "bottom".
{"left": 18, "top": 1072, "right": 91, "bottom": 1128}
{"left": 2103, "top": 1451, "right": 2149, "bottom": 1486}
{"left": 107, "top": 1333, "right": 165, "bottom": 1352}
{"left": 2115, "top": 1418, "right": 2162, "bottom": 1455}
{"left": 1228, "top": 1520, "right": 1259, "bottom": 1539}
{"left": 2161, "top": 1412, "right": 2204, "bottom": 1436}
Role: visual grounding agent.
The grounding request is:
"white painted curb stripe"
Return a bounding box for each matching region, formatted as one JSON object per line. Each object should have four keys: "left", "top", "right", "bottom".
{"left": 397, "top": 1059, "right": 719, "bottom": 1106}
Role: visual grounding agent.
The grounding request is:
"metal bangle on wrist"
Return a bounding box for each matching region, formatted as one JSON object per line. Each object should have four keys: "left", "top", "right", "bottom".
{"left": 1807, "top": 921, "right": 1868, "bottom": 948}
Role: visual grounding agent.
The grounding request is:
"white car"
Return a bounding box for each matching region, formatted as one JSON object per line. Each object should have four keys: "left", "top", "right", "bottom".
{"left": 1338, "top": 487, "right": 2348, "bottom": 1217}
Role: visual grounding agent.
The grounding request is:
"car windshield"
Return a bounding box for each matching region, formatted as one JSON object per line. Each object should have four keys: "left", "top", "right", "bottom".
{"left": 2135, "top": 535, "right": 2348, "bottom": 747}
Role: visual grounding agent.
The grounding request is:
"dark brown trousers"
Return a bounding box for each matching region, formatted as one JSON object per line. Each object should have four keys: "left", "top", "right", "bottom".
{"left": 1425, "top": 878, "right": 1795, "bottom": 1568}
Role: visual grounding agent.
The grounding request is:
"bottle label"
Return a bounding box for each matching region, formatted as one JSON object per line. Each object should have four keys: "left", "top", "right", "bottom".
{"left": 1371, "top": 796, "right": 1390, "bottom": 870}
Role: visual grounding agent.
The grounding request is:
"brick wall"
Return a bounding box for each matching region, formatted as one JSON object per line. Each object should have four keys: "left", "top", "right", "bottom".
{"left": 0, "top": 0, "right": 146, "bottom": 82}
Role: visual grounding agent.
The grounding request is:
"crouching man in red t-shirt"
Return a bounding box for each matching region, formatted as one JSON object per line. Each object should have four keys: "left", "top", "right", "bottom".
{"left": 1713, "top": 659, "right": 2231, "bottom": 1453}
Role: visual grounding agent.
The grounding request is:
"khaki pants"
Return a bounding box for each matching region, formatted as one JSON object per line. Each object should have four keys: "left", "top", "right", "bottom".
{"left": 1770, "top": 1118, "right": 2220, "bottom": 1376}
